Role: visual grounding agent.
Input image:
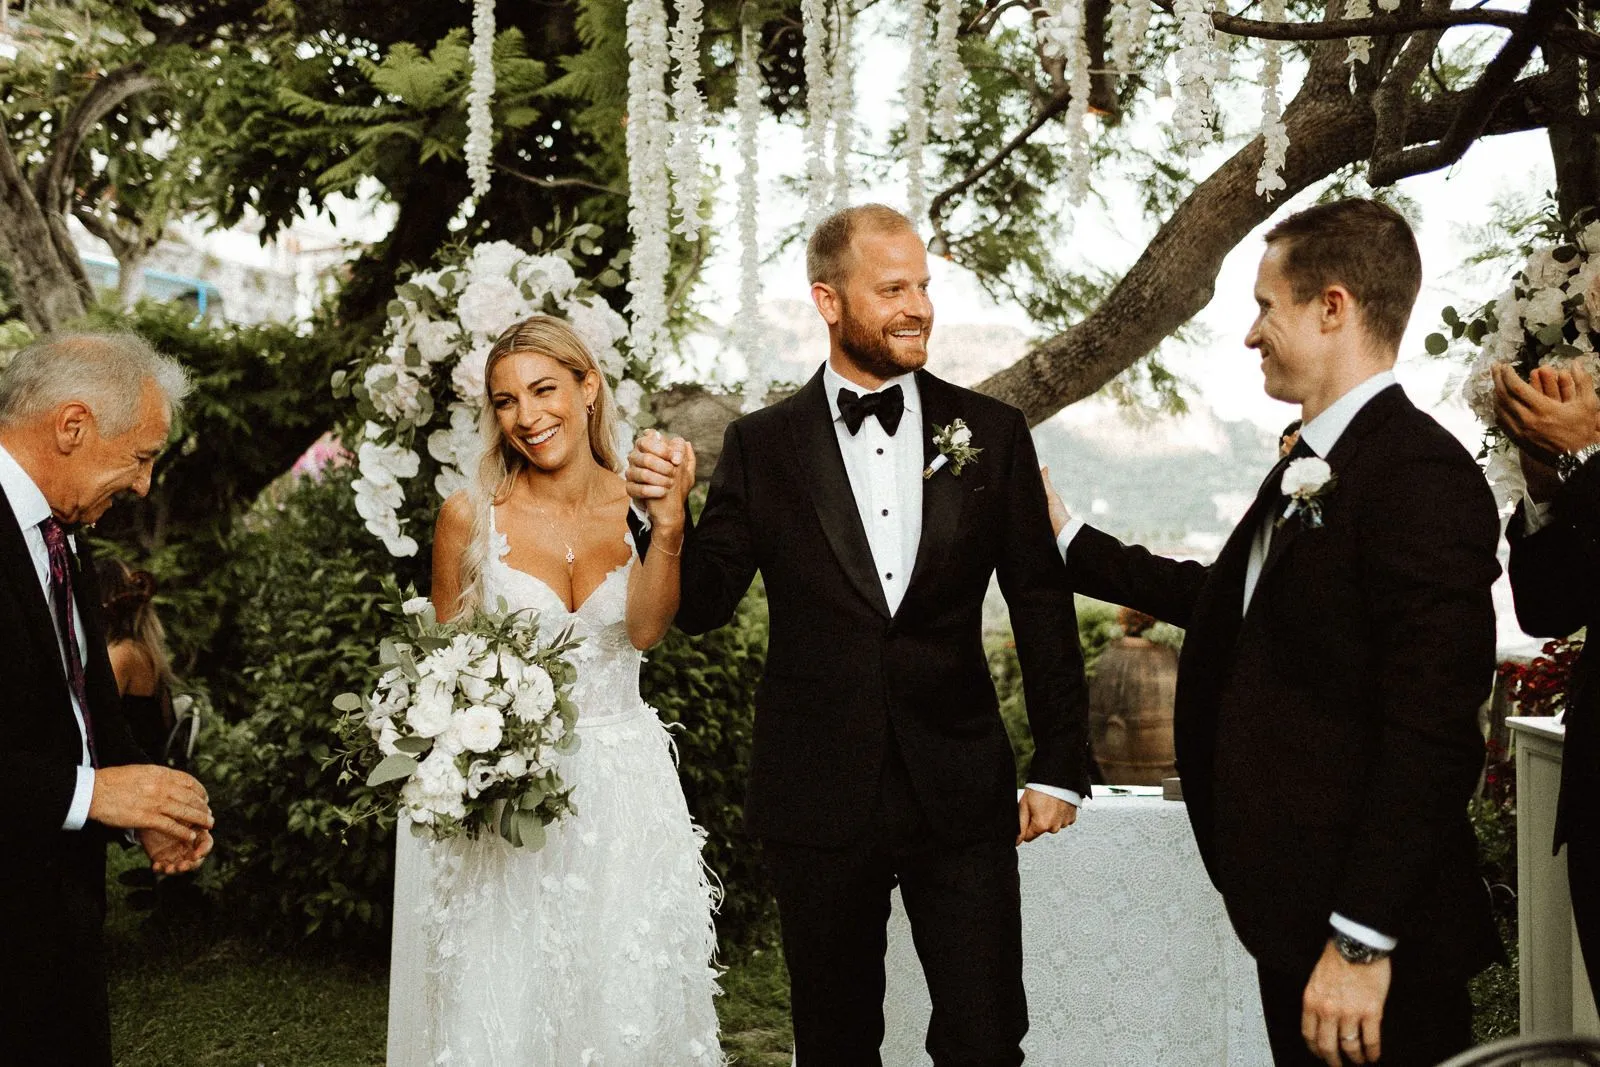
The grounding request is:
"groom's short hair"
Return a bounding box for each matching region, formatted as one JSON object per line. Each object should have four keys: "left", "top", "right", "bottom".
{"left": 1264, "top": 198, "right": 1421, "bottom": 351}
{"left": 807, "top": 204, "right": 918, "bottom": 288}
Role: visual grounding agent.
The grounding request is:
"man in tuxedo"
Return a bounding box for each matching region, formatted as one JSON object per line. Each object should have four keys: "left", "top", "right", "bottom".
{"left": 627, "top": 204, "right": 1092, "bottom": 1065}
{"left": 1046, "top": 199, "right": 1501, "bottom": 1065}
{"left": 0, "top": 334, "right": 215, "bottom": 1066}
{"left": 1494, "top": 358, "right": 1600, "bottom": 1014}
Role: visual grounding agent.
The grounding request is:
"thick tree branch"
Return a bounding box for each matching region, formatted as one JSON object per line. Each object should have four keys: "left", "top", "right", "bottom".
{"left": 927, "top": 88, "right": 1073, "bottom": 246}
{"left": 1370, "top": 0, "right": 1450, "bottom": 164}
{"left": 1198, "top": 5, "right": 1600, "bottom": 58}
{"left": 36, "top": 64, "right": 162, "bottom": 220}
{"left": 1367, "top": 0, "right": 1564, "bottom": 185}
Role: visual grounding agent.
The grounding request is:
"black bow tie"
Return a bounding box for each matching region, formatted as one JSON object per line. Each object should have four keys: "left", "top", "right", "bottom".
{"left": 837, "top": 385, "right": 906, "bottom": 436}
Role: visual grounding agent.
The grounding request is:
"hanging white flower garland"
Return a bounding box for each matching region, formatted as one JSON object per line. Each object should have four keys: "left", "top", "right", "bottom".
{"left": 904, "top": 0, "right": 930, "bottom": 223}
{"left": 1255, "top": 0, "right": 1288, "bottom": 198}
{"left": 1109, "top": 0, "right": 1152, "bottom": 72}
{"left": 666, "top": 0, "right": 710, "bottom": 238}
{"left": 1170, "top": 0, "right": 1219, "bottom": 153}
{"left": 625, "top": 0, "right": 673, "bottom": 364}
{"left": 831, "top": 0, "right": 857, "bottom": 210}
{"left": 1066, "top": 0, "right": 1093, "bottom": 204}
{"left": 735, "top": 25, "right": 769, "bottom": 403}
{"left": 931, "top": 0, "right": 964, "bottom": 140}
{"left": 802, "top": 0, "right": 836, "bottom": 226}
{"left": 1344, "top": 0, "right": 1373, "bottom": 66}
{"left": 465, "top": 0, "right": 497, "bottom": 201}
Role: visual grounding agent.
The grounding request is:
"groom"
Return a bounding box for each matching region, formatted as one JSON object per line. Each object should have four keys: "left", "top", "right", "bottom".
{"left": 1047, "top": 199, "right": 1501, "bottom": 1066}
{"left": 628, "top": 204, "right": 1092, "bottom": 1065}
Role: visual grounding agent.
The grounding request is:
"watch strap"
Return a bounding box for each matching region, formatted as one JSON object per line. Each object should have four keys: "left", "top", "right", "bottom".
{"left": 1332, "top": 929, "right": 1391, "bottom": 964}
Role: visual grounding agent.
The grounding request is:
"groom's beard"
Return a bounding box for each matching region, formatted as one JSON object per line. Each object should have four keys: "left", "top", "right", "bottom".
{"left": 837, "top": 298, "right": 931, "bottom": 381}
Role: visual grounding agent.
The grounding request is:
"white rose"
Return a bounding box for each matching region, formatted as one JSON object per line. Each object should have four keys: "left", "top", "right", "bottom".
{"left": 413, "top": 320, "right": 463, "bottom": 364}
{"left": 403, "top": 748, "right": 468, "bottom": 821}
{"left": 402, "top": 596, "right": 432, "bottom": 616}
{"left": 376, "top": 719, "right": 402, "bottom": 757}
{"left": 1280, "top": 457, "right": 1333, "bottom": 498}
{"left": 456, "top": 276, "right": 527, "bottom": 338}
{"left": 1524, "top": 249, "right": 1574, "bottom": 290}
{"left": 498, "top": 651, "right": 527, "bottom": 681}
{"left": 464, "top": 759, "right": 498, "bottom": 799}
{"left": 495, "top": 752, "right": 529, "bottom": 779}
{"left": 451, "top": 704, "right": 505, "bottom": 753}
{"left": 511, "top": 667, "right": 556, "bottom": 721}
{"left": 468, "top": 240, "right": 528, "bottom": 281}
{"left": 1523, "top": 286, "right": 1568, "bottom": 330}
{"left": 950, "top": 423, "right": 973, "bottom": 447}
{"left": 406, "top": 677, "right": 455, "bottom": 738}
{"left": 1461, "top": 350, "right": 1499, "bottom": 426}
{"left": 517, "top": 255, "right": 578, "bottom": 298}
{"left": 459, "top": 674, "right": 493, "bottom": 703}
{"left": 363, "top": 364, "right": 425, "bottom": 422}
{"left": 451, "top": 342, "right": 494, "bottom": 400}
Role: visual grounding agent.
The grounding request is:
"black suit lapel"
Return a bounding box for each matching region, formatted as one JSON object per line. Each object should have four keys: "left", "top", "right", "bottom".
{"left": 904, "top": 371, "right": 964, "bottom": 598}
{"left": 1254, "top": 384, "right": 1407, "bottom": 593}
{"left": 0, "top": 485, "right": 73, "bottom": 699}
{"left": 787, "top": 369, "right": 893, "bottom": 618}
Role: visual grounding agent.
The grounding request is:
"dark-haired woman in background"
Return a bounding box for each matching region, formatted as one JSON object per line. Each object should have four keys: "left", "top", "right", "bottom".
{"left": 96, "top": 557, "right": 176, "bottom": 763}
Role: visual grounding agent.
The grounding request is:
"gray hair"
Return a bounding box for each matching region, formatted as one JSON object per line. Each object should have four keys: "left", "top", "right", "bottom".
{"left": 0, "top": 332, "right": 191, "bottom": 436}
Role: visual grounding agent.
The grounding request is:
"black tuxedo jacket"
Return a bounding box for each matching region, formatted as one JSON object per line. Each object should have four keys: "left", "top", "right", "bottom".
{"left": 1067, "top": 384, "right": 1502, "bottom": 978}
{"left": 673, "top": 367, "right": 1092, "bottom": 848}
{"left": 0, "top": 482, "right": 145, "bottom": 1059}
{"left": 1508, "top": 458, "right": 1599, "bottom": 851}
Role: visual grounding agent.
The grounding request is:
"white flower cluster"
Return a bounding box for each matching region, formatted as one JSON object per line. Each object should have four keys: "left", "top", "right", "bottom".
{"left": 626, "top": 0, "right": 674, "bottom": 365}
{"left": 1108, "top": 0, "right": 1152, "bottom": 72}
{"left": 349, "top": 241, "right": 638, "bottom": 557}
{"left": 666, "top": 0, "right": 709, "bottom": 239}
{"left": 349, "top": 596, "right": 580, "bottom": 845}
{"left": 831, "top": 0, "right": 857, "bottom": 211}
{"left": 1457, "top": 225, "right": 1600, "bottom": 508}
{"left": 1255, "top": 0, "right": 1288, "bottom": 199}
{"left": 931, "top": 0, "right": 964, "bottom": 140}
{"left": 1170, "top": 0, "right": 1219, "bottom": 154}
{"left": 1344, "top": 0, "right": 1373, "bottom": 66}
{"left": 903, "top": 0, "right": 930, "bottom": 222}
{"left": 734, "top": 26, "right": 769, "bottom": 378}
{"left": 1064, "top": 0, "right": 1093, "bottom": 205}
{"left": 802, "top": 0, "right": 835, "bottom": 227}
{"left": 466, "top": 0, "right": 497, "bottom": 200}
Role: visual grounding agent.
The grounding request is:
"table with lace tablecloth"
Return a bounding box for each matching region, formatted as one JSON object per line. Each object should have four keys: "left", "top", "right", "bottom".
{"left": 882, "top": 793, "right": 1272, "bottom": 1066}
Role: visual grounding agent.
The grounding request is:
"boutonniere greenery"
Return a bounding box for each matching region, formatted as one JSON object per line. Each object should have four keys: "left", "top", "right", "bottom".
{"left": 1278, "top": 457, "right": 1336, "bottom": 529}
{"left": 923, "top": 418, "right": 981, "bottom": 479}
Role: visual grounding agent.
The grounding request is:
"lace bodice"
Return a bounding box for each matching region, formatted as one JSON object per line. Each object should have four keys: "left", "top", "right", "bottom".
{"left": 485, "top": 507, "right": 643, "bottom": 722}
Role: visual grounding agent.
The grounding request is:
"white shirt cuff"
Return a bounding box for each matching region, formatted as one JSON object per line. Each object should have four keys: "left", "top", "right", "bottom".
{"left": 1521, "top": 498, "right": 1555, "bottom": 535}
{"left": 63, "top": 765, "right": 94, "bottom": 831}
{"left": 1025, "top": 782, "right": 1083, "bottom": 807}
{"left": 1329, "top": 912, "right": 1397, "bottom": 951}
{"left": 1055, "top": 518, "right": 1087, "bottom": 561}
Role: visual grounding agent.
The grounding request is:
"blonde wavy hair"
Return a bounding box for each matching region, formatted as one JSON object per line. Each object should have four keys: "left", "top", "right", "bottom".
{"left": 455, "top": 315, "right": 622, "bottom": 616}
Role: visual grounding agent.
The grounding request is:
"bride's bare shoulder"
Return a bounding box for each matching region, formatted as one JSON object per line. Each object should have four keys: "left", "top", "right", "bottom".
{"left": 437, "top": 490, "right": 474, "bottom": 534}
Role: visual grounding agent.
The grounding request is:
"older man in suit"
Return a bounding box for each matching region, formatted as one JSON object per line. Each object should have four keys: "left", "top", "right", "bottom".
{"left": 1046, "top": 200, "right": 1502, "bottom": 1065}
{"left": 0, "top": 333, "right": 214, "bottom": 1066}
{"left": 1496, "top": 358, "right": 1600, "bottom": 1015}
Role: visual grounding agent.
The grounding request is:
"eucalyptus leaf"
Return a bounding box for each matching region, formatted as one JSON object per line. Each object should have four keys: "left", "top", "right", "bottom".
{"left": 1424, "top": 333, "right": 1449, "bottom": 356}
{"left": 367, "top": 754, "right": 418, "bottom": 787}
{"left": 514, "top": 811, "right": 547, "bottom": 851}
{"left": 394, "top": 736, "right": 432, "bottom": 755}
{"left": 332, "top": 692, "right": 364, "bottom": 712}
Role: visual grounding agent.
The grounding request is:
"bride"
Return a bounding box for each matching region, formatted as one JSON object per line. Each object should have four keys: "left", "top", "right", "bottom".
{"left": 387, "top": 315, "right": 722, "bottom": 1065}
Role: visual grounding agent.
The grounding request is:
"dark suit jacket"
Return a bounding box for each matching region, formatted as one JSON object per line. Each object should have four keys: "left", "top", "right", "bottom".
{"left": 1067, "top": 384, "right": 1502, "bottom": 978}
{"left": 673, "top": 367, "right": 1092, "bottom": 848}
{"left": 0, "top": 483, "right": 145, "bottom": 1061}
{"left": 1507, "top": 457, "right": 1598, "bottom": 852}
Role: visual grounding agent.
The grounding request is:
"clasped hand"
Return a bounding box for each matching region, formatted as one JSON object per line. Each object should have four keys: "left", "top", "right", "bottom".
{"left": 88, "top": 763, "right": 215, "bottom": 874}
{"left": 625, "top": 429, "right": 697, "bottom": 537}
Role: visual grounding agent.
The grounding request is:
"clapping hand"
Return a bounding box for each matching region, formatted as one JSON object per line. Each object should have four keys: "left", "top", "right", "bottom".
{"left": 1492, "top": 361, "right": 1600, "bottom": 468}
{"left": 626, "top": 430, "right": 697, "bottom": 535}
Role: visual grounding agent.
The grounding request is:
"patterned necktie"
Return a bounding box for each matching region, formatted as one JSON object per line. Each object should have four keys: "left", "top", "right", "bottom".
{"left": 39, "top": 517, "right": 97, "bottom": 767}
{"left": 837, "top": 385, "right": 906, "bottom": 436}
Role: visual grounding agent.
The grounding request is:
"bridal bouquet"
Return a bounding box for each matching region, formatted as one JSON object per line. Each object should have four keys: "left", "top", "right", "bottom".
{"left": 337, "top": 582, "right": 582, "bottom": 849}
{"left": 1432, "top": 215, "right": 1600, "bottom": 508}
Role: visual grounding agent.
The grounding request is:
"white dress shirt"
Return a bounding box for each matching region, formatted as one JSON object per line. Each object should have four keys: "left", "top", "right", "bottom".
{"left": 820, "top": 362, "right": 1082, "bottom": 809}
{"left": 1056, "top": 370, "right": 1401, "bottom": 949}
{"left": 0, "top": 443, "right": 95, "bottom": 830}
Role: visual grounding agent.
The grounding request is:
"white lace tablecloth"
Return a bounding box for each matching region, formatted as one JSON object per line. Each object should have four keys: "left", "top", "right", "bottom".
{"left": 883, "top": 794, "right": 1272, "bottom": 1066}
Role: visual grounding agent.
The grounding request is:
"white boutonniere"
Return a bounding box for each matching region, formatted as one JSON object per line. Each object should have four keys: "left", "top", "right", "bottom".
{"left": 923, "top": 419, "right": 981, "bottom": 479}
{"left": 1278, "top": 457, "right": 1336, "bottom": 528}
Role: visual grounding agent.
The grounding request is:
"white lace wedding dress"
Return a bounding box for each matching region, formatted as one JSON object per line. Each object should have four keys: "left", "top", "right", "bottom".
{"left": 387, "top": 509, "right": 724, "bottom": 1066}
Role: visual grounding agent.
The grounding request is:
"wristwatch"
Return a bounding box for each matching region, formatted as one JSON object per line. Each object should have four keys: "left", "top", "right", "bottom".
{"left": 1556, "top": 441, "right": 1600, "bottom": 484}
{"left": 1332, "top": 930, "right": 1391, "bottom": 965}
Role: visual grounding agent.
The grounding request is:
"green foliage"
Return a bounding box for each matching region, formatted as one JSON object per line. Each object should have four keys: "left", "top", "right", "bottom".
{"left": 991, "top": 596, "right": 1125, "bottom": 785}
{"left": 190, "top": 467, "right": 421, "bottom": 942}
{"left": 642, "top": 585, "right": 777, "bottom": 951}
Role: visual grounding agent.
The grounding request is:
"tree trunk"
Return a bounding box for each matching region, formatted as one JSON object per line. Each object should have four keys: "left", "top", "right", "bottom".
{"left": 116, "top": 249, "right": 149, "bottom": 308}
{"left": 0, "top": 176, "right": 92, "bottom": 333}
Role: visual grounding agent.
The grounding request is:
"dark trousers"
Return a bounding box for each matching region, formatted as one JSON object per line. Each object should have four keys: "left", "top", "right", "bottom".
{"left": 1570, "top": 818, "right": 1600, "bottom": 1016}
{"left": 762, "top": 740, "right": 1027, "bottom": 1067}
{"left": 1257, "top": 955, "right": 1472, "bottom": 1067}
